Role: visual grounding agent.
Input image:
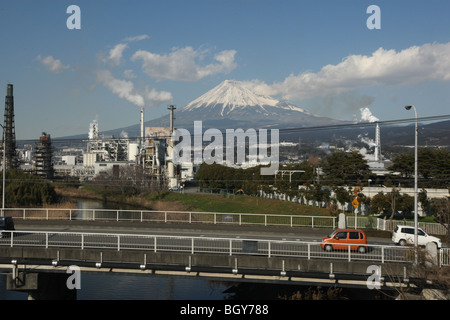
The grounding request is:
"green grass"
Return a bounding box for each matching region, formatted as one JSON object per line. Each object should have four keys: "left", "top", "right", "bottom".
{"left": 63, "top": 186, "right": 331, "bottom": 216}
{"left": 158, "top": 192, "right": 331, "bottom": 216}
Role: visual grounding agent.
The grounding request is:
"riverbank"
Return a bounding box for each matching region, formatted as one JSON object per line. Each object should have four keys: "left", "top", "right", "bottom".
{"left": 54, "top": 186, "right": 192, "bottom": 212}
{"left": 54, "top": 186, "right": 332, "bottom": 216}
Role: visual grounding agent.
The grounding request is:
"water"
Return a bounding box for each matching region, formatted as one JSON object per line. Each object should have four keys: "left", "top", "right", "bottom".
{"left": 77, "top": 273, "right": 230, "bottom": 300}
{"left": 0, "top": 272, "right": 232, "bottom": 300}
{"left": 0, "top": 271, "right": 391, "bottom": 300}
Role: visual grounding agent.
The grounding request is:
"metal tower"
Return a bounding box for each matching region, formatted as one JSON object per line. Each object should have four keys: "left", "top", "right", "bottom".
{"left": 3, "top": 84, "right": 18, "bottom": 169}
{"left": 34, "top": 132, "right": 54, "bottom": 180}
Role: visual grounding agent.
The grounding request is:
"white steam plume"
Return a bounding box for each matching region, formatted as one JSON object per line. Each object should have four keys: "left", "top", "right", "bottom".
{"left": 359, "top": 107, "right": 379, "bottom": 123}
{"left": 95, "top": 69, "right": 172, "bottom": 108}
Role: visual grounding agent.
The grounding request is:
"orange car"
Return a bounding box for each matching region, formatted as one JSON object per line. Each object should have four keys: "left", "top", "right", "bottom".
{"left": 321, "top": 229, "right": 368, "bottom": 253}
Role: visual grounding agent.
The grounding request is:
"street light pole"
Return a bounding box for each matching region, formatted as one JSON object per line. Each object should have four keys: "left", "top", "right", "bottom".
{"left": 404, "top": 105, "right": 418, "bottom": 263}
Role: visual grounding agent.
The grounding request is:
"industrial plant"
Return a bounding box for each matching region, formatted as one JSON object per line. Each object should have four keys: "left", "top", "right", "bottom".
{"left": 7, "top": 95, "right": 193, "bottom": 190}
{"left": 2, "top": 82, "right": 447, "bottom": 201}
{"left": 1, "top": 82, "right": 392, "bottom": 191}
{"left": 75, "top": 105, "right": 190, "bottom": 188}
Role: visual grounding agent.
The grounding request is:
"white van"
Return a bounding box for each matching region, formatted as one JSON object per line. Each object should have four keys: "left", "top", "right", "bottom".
{"left": 392, "top": 225, "right": 442, "bottom": 249}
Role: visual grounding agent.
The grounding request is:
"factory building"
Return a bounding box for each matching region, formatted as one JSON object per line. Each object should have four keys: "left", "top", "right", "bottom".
{"left": 63, "top": 105, "right": 196, "bottom": 188}
{"left": 80, "top": 112, "right": 175, "bottom": 188}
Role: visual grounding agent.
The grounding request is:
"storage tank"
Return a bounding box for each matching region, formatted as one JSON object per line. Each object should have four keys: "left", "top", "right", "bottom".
{"left": 128, "top": 143, "right": 139, "bottom": 161}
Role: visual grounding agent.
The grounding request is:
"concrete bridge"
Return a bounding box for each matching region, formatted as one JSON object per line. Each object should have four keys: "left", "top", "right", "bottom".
{"left": 0, "top": 228, "right": 435, "bottom": 299}
{"left": 0, "top": 207, "right": 447, "bottom": 299}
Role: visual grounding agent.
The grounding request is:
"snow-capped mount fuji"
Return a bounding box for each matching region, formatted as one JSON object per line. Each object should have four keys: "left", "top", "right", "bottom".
{"left": 146, "top": 79, "right": 345, "bottom": 130}
{"left": 183, "top": 79, "right": 309, "bottom": 117}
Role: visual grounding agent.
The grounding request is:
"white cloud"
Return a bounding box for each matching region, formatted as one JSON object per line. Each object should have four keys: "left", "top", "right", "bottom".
{"left": 123, "top": 69, "right": 136, "bottom": 79}
{"left": 123, "top": 34, "right": 149, "bottom": 42}
{"left": 95, "top": 69, "right": 172, "bottom": 108}
{"left": 95, "top": 69, "right": 144, "bottom": 107}
{"left": 131, "top": 47, "right": 237, "bottom": 81}
{"left": 101, "top": 43, "right": 129, "bottom": 66}
{"left": 37, "top": 55, "right": 70, "bottom": 74}
{"left": 143, "top": 86, "right": 173, "bottom": 107}
{"left": 251, "top": 42, "right": 450, "bottom": 100}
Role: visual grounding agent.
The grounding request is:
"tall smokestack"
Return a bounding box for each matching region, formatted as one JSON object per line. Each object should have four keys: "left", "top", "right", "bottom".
{"left": 167, "top": 104, "right": 177, "bottom": 188}
{"left": 140, "top": 107, "right": 144, "bottom": 142}
{"left": 168, "top": 105, "right": 176, "bottom": 133}
{"left": 3, "top": 84, "right": 18, "bottom": 169}
{"left": 374, "top": 122, "right": 381, "bottom": 162}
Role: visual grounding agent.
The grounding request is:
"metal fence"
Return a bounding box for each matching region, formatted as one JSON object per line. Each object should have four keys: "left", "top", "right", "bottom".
{"left": 380, "top": 219, "right": 448, "bottom": 236}
{"left": 346, "top": 216, "right": 448, "bottom": 236}
{"left": 1, "top": 208, "right": 336, "bottom": 229}
{"left": 0, "top": 230, "right": 424, "bottom": 265}
{"left": 441, "top": 248, "right": 450, "bottom": 266}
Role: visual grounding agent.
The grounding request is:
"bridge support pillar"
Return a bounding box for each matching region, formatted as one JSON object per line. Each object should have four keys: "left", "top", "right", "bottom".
{"left": 6, "top": 272, "right": 76, "bottom": 300}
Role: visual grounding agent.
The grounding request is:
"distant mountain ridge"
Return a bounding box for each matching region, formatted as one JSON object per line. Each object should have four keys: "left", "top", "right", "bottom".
{"left": 55, "top": 80, "right": 449, "bottom": 147}
{"left": 146, "top": 79, "right": 346, "bottom": 131}
{"left": 182, "top": 80, "right": 310, "bottom": 117}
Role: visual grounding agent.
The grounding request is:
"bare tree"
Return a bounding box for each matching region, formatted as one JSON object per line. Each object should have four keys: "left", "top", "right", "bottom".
{"left": 431, "top": 196, "right": 450, "bottom": 246}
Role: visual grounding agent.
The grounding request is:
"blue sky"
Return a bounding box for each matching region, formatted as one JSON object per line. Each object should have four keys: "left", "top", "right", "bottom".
{"left": 1, "top": 0, "right": 450, "bottom": 139}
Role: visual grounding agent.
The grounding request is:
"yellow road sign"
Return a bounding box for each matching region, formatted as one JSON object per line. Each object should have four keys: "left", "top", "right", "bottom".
{"left": 352, "top": 198, "right": 359, "bottom": 208}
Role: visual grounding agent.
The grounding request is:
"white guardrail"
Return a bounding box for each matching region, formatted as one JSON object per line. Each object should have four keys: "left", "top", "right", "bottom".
{"left": 1, "top": 230, "right": 442, "bottom": 265}
{"left": 0, "top": 208, "right": 448, "bottom": 266}
{"left": 1, "top": 208, "right": 337, "bottom": 229}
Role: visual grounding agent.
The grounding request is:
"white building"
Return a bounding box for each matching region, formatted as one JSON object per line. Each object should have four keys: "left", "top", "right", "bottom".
{"left": 62, "top": 155, "right": 76, "bottom": 166}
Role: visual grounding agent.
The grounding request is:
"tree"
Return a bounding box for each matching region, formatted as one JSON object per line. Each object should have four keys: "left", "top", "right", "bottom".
{"left": 320, "top": 151, "right": 372, "bottom": 186}
{"left": 430, "top": 197, "right": 450, "bottom": 246}
{"left": 370, "top": 192, "right": 390, "bottom": 216}
{"left": 387, "top": 188, "right": 401, "bottom": 220}
{"left": 388, "top": 153, "right": 414, "bottom": 179}
{"left": 418, "top": 189, "right": 429, "bottom": 216}
{"left": 398, "top": 193, "right": 414, "bottom": 215}
{"left": 1, "top": 169, "right": 58, "bottom": 206}
{"left": 388, "top": 148, "right": 450, "bottom": 188}
{"left": 92, "top": 165, "right": 148, "bottom": 198}
{"left": 333, "top": 186, "right": 351, "bottom": 212}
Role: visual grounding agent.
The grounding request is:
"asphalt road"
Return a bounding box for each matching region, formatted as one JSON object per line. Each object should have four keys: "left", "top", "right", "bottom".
{"left": 14, "top": 219, "right": 393, "bottom": 245}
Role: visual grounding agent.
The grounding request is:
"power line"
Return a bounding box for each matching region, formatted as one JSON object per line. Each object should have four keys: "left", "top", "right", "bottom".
{"left": 15, "top": 114, "right": 450, "bottom": 143}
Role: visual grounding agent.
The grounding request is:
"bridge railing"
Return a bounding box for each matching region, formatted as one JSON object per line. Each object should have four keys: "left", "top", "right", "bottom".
{"left": 441, "top": 248, "right": 450, "bottom": 266}
{"left": 1, "top": 208, "right": 336, "bottom": 229}
{"left": 0, "top": 230, "right": 432, "bottom": 265}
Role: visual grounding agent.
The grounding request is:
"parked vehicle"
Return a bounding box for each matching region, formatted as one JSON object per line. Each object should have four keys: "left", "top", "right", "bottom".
{"left": 392, "top": 225, "right": 442, "bottom": 249}
{"left": 168, "top": 185, "right": 184, "bottom": 191}
{"left": 0, "top": 216, "right": 15, "bottom": 238}
{"left": 321, "top": 229, "right": 368, "bottom": 253}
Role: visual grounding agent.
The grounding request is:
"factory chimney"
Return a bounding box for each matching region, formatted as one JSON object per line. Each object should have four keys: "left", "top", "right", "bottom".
{"left": 3, "top": 84, "right": 18, "bottom": 169}
{"left": 167, "top": 105, "right": 177, "bottom": 188}
{"left": 374, "top": 122, "right": 381, "bottom": 162}
{"left": 140, "top": 107, "right": 144, "bottom": 142}
{"left": 168, "top": 105, "right": 176, "bottom": 132}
